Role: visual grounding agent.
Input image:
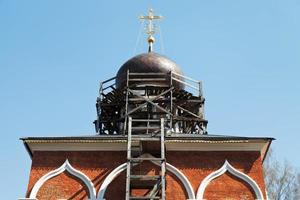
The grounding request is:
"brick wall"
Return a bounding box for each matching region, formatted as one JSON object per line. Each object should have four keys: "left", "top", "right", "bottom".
{"left": 26, "top": 151, "right": 266, "bottom": 200}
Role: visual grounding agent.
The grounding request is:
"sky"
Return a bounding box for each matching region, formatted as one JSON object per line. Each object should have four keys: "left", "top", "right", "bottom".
{"left": 0, "top": 0, "right": 299, "bottom": 199}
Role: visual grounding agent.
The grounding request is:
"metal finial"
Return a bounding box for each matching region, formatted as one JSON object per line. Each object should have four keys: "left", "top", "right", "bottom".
{"left": 139, "top": 9, "right": 163, "bottom": 52}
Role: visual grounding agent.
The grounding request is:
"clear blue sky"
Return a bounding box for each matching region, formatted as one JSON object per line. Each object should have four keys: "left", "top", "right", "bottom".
{"left": 0, "top": 0, "right": 299, "bottom": 199}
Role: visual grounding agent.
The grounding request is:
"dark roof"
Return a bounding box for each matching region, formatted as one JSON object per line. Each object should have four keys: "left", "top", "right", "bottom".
{"left": 20, "top": 133, "right": 274, "bottom": 141}
{"left": 116, "top": 52, "right": 184, "bottom": 89}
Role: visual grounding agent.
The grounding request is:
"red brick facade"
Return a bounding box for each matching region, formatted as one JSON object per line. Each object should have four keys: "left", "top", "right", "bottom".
{"left": 25, "top": 150, "right": 266, "bottom": 200}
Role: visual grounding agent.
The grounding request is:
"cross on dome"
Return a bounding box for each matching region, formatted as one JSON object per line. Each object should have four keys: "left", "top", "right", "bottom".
{"left": 139, "top": 8, "right": 163, "bottom": 52}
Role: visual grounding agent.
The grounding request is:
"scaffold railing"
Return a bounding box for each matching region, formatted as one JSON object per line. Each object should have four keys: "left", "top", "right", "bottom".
{"left": 95, "top": 71, "right": 207, "bottom": 135}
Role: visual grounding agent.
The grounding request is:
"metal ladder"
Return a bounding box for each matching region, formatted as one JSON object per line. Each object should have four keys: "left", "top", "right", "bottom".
{"left": 126, "top": 117, "right": 166, "bottom": 200}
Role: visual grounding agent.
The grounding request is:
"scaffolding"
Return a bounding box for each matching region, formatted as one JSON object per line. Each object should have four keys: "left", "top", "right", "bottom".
{"left": 94, "top": 71, "right": 208, "bottom": 199}
{"left": 94, "top": 71, "right": 207, "bottom": 135}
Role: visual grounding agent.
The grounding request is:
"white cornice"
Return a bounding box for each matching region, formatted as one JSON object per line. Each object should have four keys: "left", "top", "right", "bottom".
{"left": 28, "top": 142, "right": 128, "bottom": 151}
{"left": 25, "top": 139, "right": 271, "bottom": 161}
{"left": 166, "top": 141, "right": 267, "bottom": 152}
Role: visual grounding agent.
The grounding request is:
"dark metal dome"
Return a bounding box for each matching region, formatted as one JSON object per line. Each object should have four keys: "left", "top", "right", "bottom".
{"left": 116, "top": 52, "right": 184, "bottom": 89}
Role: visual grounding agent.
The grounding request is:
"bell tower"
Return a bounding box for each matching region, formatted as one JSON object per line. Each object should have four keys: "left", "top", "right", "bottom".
{"left": 93, "top": 9, "right": 208, "bottom": 199}
{"left": 94, "top": 9, "right": 207, "bottom": 136}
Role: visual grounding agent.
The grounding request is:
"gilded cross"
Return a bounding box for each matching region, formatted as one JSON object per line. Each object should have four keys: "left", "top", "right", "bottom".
{"left": 139, "top": 9, "right": 163, "bottom": 52}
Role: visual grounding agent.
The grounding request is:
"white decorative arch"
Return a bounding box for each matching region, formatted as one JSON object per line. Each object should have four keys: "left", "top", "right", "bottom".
{"left": 97, "top": 154, "right": 195, "bottom": 200}
{"left": 97, "top": 163, "right": 127, "bottom": 199}
{"left": 29, "top": 159, "right": 97, "bottom": 200}
{"left": 196, "top": 160, "right": 264, "bottom": 200}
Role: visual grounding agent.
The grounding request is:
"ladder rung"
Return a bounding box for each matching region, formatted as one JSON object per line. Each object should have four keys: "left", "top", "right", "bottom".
{"left": 131, "top": 119, "right": 161, "bottom": 122}
{"left": 131, "top": 146, "right": 141, "bottom": 150}
{"left": 129, "top": 78, "right": 166, "bottom": 81}
{"left": 130, "top": 196, "right": 161, "bottom": 200}
{"left": 128, "top": 98, "right": 168, "bottom": 101}
{"left": 128, "top": 111, "right": 168, "bottom": 115}
{"left": 130, "top": 158, "right": 164, "bottom": 162}
{"left": 129, "top": 86, "right": 170, "bottom": 90}
{"left": 129, "top": 72, "right": 166, "bottom": 76}
{"left": 130, "top": 175, "right": 160, "bottom": 180}
{"left": 131, "top": 136, "right": 160, "bottom": 141}
{"left": 131, "top": 127, "right": 160, "bottom": 130}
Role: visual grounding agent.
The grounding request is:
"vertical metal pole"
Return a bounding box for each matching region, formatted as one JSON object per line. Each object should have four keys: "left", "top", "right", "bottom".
{"left": 98, "top": 81, "right": 103, "bottom": 134}
{"left": 99, "top": 81, "right": 103, "bottom": 101}
{"left": 198, "top": 81, "right": 201, "bottom": 97}
{"left": 170, "top": 71, "right": 173, "bottom": 133}
{"left": 124, "top": 70, "right": 130, "bottom": 135}
{"left": 98, "top": 81, "right": 104, "bottom": 134}
{"left": 126, "top": 117, "right": 132, "bottom": 200}
{"left": 161, "top": 118, "right": 166, "bottom": 200}
{"left": 199, "top": 81, "right": 205, "bottom": 119}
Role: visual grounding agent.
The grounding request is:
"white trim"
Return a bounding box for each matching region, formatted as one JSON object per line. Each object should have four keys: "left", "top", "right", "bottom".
{"left": 28, "top": 142, "right": 127, "bottom": 152}
{"left": 97, "top": 154, "right": 195, "bottom": 200}
{"left": 166, "top": 142, "right": 267, "bottom": 151}
{"left": 97, "top": 163, "right": 127, "bottom": 199}
{"left": 196, "top": 160, "right": 264, "bottom": 200}
{"left": 26, "top": 141, "right": 270, "bottom": 162}
{"left": 29, "top": 159, "right": 97, "bottom": 200}
{"left": 26, "top": 140, "right": 268, "bottom": 152}
{"left": 165, "top": 162, "right": 195, "bottom": 200}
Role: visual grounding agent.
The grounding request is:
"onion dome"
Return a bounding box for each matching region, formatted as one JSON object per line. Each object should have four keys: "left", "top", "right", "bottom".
{"left": 116, "top": 52, "right": 184, "bottom": 89}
